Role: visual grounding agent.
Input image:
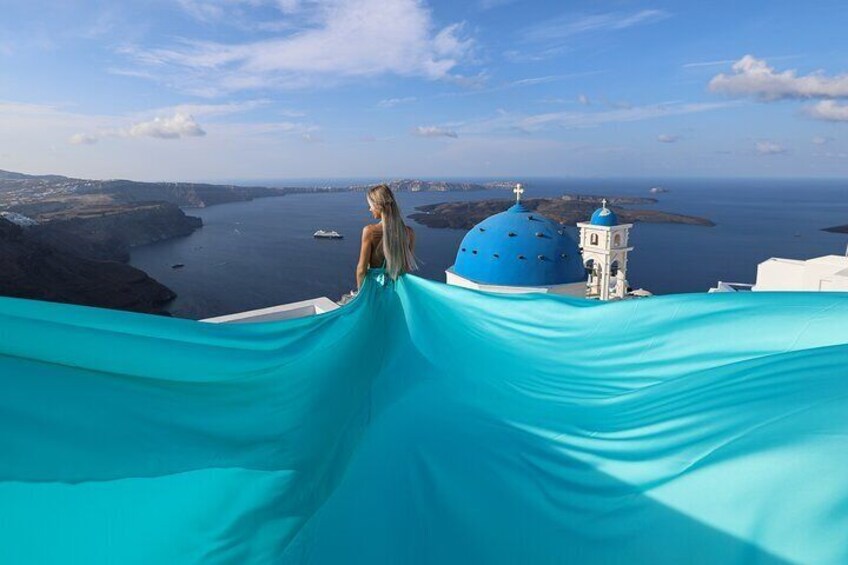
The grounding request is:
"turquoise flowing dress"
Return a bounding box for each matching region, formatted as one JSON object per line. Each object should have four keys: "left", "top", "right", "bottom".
{"left": 1, "top": 270, "right": 847, "bottom": 564}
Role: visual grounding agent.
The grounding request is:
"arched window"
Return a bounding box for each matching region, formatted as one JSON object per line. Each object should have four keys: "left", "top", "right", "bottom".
{"left": 584, "top": 259, "right": 595, "bottom": 279}
{"left": 613, "top": 233, "right": 621, "bottom": 246}
{"left": 610, "top": 260, "right": 620, "bottom": 277}
{"left": 590, "top": 233, "right": 599, "bottom": 246}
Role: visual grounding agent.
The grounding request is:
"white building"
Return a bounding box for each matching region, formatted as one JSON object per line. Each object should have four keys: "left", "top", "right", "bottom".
{"left": 576, "top": 199, "right": 634, "bottom": 300}
{"left": 445, "top": 184, "right": 588, "bottom": 297}
{"left": 445, "top": 186, "right": 648, "bottom": 300}
{"left": 710, "top": 252, "right": 848, "bottom": 293}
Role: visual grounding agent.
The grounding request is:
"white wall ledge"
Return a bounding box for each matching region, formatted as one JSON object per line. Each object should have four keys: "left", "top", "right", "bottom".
{"left": 201, "top": 296, "right": 339, "bottom": 324}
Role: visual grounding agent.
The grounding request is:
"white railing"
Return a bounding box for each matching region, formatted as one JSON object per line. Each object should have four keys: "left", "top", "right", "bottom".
{"left": 708, "top": 281, "right": 754, "bottom": 293}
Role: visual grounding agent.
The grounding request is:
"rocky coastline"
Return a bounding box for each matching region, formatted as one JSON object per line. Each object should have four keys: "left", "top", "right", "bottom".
{"left": 22, "top": 201, "right": 203, "bottom": 263}
{"left": 0, "top": 170, "right": 257, "bottom": 313}
{"left": 0, "top": 217, "right": 176, "bottom": 314}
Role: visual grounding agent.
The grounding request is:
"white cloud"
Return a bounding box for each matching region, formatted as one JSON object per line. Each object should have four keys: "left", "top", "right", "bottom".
{"left": 448, "top": 102, "right": 731, "bottom": 137}
{"left": 682, "top": 59, "right": 736, "bottom": 69}
{"left": 812, "top": 135, "right": 833, "bottom": 145}
{"left": 276, "top": 0, "right": 302, "bottom": 13}
{"left": 177, "top": 0, "right": 225, "bottom": 22}
{"left": 440, "top": 71, "right": 604, "bottom": 99}
{"left": 69, "top": 133, "right": 98, "bottom": 145}
{"left": 0, "top": 97, "right": 338, "bottom": 181}
{"left": 805, "top": 100, "right": 848, "bottom": 122}
{"left": 107, "top": 67, "right": 158, "bottom": 81}
{"left": 141, "top": 101, "right": 269, "bottom": 120}
{"left": 503, "top": 45, "right": 572, "bottom": 63}
{"left": 414, "top": 126, "right": 458, "bottom": 138}
{"left": 523, "top": 9, "right": 669, "bottom": 42}
{"left": 578, "top": 94, "right": 590, "bottom": 106}
{"left": 177, "top": 0, "right": 303, "bottom": 23}
{"left": 128, "top": 113, "right": 206, "bottom": 139}
{"left": 508, "top": 76, "right": 559, "bottom": 87}
{"left": 657, "top": 133, "right": 679, "bottom": 143}
{"left": 68, "top": 112, "right": 207, "bottom": 145}
{"left": 513, "top": 102, "right": 730, "bottom": 132}
{"left": 125, "top": 0, "right": 473, "bottom": 94}
{"left": 378, "top": 97, "right": 417, "bottom": 108}
{"left": 710, "top": 56, "right": 848, "bottom": 101}
{"left": 756, "top": 141, "right": 787, "bottom": 155}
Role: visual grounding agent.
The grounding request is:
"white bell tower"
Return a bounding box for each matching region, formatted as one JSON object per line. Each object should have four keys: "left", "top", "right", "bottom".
{"left": 577, "top": 199, "right": 634, "bottom": 300}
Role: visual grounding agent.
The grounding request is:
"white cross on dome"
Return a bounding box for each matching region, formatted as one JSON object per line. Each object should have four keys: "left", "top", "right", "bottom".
{"left": 514, "top": 183, "right": 524, "bottom": 203}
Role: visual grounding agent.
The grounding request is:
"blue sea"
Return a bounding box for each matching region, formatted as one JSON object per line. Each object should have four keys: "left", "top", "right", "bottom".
{"left": 128, "top": 178, "right": 848, "bottom": 319}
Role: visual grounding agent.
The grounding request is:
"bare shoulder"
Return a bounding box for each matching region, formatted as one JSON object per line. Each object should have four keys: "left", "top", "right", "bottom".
{"left": 362, "top": 223, "right": 381, "bottom": 240}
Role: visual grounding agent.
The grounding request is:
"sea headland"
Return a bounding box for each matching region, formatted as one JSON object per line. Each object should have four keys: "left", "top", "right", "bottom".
{"left": 823, "top": 224, "right": 848, "bottom": 234}
{"left": 408, "top": 195, "right": 715, "bottom": 230}
{"left": 0, "top": 216, "right": 175, "bottom": 314}
{"left": 0, "top": 169, "right": 298, "bottom": 312}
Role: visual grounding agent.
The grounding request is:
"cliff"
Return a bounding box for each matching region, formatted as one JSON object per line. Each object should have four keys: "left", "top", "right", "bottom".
{"left": 0, "top": 218, "right": 175, "bottom": 314}
{"left": 23, "top": 201, "right": 203, "bottom": 262}
{"left": 84, "top": 179, "right": 286, "bottom": 207}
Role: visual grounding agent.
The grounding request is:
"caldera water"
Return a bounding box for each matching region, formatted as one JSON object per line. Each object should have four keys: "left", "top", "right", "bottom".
{"left": 128, "top": 178, "right": 848, "bottom": 319}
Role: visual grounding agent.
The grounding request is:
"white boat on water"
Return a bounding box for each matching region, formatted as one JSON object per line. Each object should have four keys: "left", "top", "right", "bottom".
{"left": 314, "top": 230, "right": 343, "bottom": 239}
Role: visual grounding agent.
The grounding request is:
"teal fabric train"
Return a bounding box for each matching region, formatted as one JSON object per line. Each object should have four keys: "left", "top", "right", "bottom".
{"left": 1, "top": 271, "right": 847, "bottom": 564}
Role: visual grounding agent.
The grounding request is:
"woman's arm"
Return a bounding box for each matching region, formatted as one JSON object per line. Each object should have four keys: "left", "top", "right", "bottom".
{"left": 355, "top": 225, "right": 372, "bottom": 290}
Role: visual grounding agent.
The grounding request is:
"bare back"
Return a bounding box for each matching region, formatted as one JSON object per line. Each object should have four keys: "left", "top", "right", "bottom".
{"left": 365, "top": 223, "right": 415, "bottom": 268}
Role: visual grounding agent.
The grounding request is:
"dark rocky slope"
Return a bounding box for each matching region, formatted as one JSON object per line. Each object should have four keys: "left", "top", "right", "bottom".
{"left": 0, "top": 218, "right": 175, "bottom": 314}
{"left": 22, "top": 201, "right": 203, "bottom": 263}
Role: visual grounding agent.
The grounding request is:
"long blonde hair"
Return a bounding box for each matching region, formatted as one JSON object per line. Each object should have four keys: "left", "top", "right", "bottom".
{"left": 367, "top": 184, "right": 417, "bottom": 280}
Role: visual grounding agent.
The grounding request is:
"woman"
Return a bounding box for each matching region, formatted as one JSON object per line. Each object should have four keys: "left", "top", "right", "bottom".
{"left": 355, "top": 184, "right": 417, "bottom": 290}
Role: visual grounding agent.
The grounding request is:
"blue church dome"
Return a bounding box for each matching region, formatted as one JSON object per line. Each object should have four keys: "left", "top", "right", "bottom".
{"left": 590, "top": 202, "right": 618, "bottom": 226}
{"left": 453, "top": 203, "right": 586, "bottom": 287}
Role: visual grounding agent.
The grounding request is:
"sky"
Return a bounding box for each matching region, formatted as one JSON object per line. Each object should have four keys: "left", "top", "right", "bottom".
{"left": 2, "top": 0, "right": 848, "bottom": 181}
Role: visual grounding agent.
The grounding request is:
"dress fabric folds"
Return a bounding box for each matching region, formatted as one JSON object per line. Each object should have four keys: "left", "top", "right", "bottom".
{"left": 1, "top": 270, "right": 847, "bottom": 564}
